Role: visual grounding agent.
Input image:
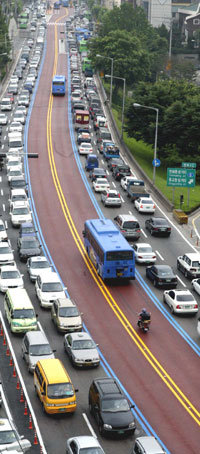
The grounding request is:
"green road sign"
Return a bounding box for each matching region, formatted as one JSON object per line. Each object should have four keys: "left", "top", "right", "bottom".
{"left": 181, "top": 162, "right": 196, "bottom": 169}
{"left": 167, "top": 168, "right": 196, "bottom": 188}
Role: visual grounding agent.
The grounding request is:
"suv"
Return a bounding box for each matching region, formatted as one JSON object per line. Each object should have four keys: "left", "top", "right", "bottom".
{"left": 113, "top": 164, "right": 131, "bottom": 181}
{"left": 114, "top": 214, "right": 141, "bottom": 240}
{"left": 101, "top": 189, "right": 121, "bottom": 207}
{"left": 51, "top": 297, "right": 83, "bottom": 332}
{"left": 132, "top": 436, "right": 166, "bottom": 454}
{"left": 88, "top": 377, "right": 136, "bottom": 437}
{"left": 177, "top": 253, "right": 200, "bottom": 279}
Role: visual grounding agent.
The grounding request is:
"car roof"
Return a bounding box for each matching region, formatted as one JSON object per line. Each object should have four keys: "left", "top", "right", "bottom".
{"left": 135, "top": 436, "right": 165, "bottom": 453}
{"left": 68, "top": 436, "right": 101, "bottom": 449}
{"left": 0, "top": 418, "right": 13, "bottom": 432}
{"left": 12, "top": 201, "right": 28, "bottom": 207}
{"left": 118, "top": 214, "right": 138, "bottom": 221}
{"left": 1, "top": 265, "right": 17, "bottom": 271}
{"left": 68, "top": 332, "right": 91, "bottom": 341}
{"left": 29, "top": 256, "right": 48, "bottom": 263}
{"left": 56, "top": 297, "right": 75, "bottom": 308}
{"left": 184, "top": 253, "right": 200, "bottom": 259}
{"left": 24, "top": 330, "right": 50, "bottom": 345}
{"left": 39, "top": 271, "right": 62, "bottom": 283}
{"left": 21, "top": 222, "right": 34, "bottom": 228}
{"left": 0, "top": 242, "right": 9, "bottom": 247}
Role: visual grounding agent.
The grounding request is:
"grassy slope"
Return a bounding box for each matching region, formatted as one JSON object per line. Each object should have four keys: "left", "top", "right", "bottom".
{"left": 112, "top": 109, "right": 199, "bottom": 213}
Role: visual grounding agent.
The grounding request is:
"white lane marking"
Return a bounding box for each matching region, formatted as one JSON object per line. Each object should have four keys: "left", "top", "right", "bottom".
{"left": 4, "top": 136, "right": 6, "bottom": 140}
{"left": 112, "top": 181, "right": 116, "bottom": 188}
{"left": 129, "top": 210, "right": 133, "bottom": 215}
{"left": 37, "top": 321, "right": 44, "bottom": 333}
{"left": 141, "top": 228, "right": 147, "bottom": 238}
{"left": 121, "top": 196, "right": 124, "bottom": 203}
{"left": 155, "top": 250, "right": 164, "bottom": 261}
{"left": 2, "top": 204, "right": 5, "bottom": 212}
{"left": 82, "top": 413, "right": 97, "bottom": 439}
{"left": 93, "top": 141, "right": 96, "bottom": 145}
{"left": 1, "top": 189, "right": 3, "bottom": 196}
{"left": 0, "top": 177, "right": 2, "bottom": 182}
{"left": 1, "top": 145, "right": 4, "bottom": 150}
{"left": 5, "top": 221, "right": 8, "bottom": 229}
{"left": 6, "top": 127, "right": 8, "bottom": 132}
{"left": 101, "top": 159, "right": 105, "bottom": 165}
{"left": 106, "top": 170, "right": 109, "bottom": 176}
{"left": 176, "top": 275, "right": 186, "bottom": 287}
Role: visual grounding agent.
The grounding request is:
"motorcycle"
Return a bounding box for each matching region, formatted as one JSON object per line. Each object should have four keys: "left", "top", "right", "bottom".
{"left": 137, "top": 318, "right": 151, "bottom": 333}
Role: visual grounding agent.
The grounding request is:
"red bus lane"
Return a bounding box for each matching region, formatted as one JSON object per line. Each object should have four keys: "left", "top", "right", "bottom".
{"left": 27, "top": 12, "right": 200, "bottom": 454}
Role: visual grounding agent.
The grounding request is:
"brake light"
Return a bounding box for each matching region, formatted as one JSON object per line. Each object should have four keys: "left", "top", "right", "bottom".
{"left": 121, "top": 230, "right": 126, "bottom": 232}
{"left": 136, "top": 229, "right": 141, "bottom": 233}
{"left": 117, "top": 173, "right": 119, "bottom": 177}
{"left": 194, "top": 304, "right": 198, "bottom": 308}
{"left": 107, "top": 194, "right": 109, "bottom": 197}
{"left": 118, "top": 194, "right": 120, "bottom": 198}
{"left": 138, "top": 256, "right": 143, "bottom": 259}
{"left": 176, "top": 305, "right": 181, "bottom": 309}
{"left": 152, "top": 256, "right": 156, "bottom": 259}
{"left": 167, "top": 227, "right": 171, "bottom": 231}
{"left": 154, "top": 227, "right": 158, "bottom": 231}
{"left": 153, "top": 205, "right": 156, "bottom": 209}
{"left": 140, "top": 205, "right": 143, "bottom": 209}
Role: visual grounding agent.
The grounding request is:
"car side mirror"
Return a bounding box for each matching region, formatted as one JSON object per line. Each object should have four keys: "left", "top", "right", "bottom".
{"left": 53, "top": 349, "right": 56, "bottom": 353}
{"left": 75, "top": 388, "right": 79, "bottom": 393}
{"left": 82, "top": 230, "right": 85, "bottom": 237}
{"left": 36, "top": 314, "right": 38, "bottom": 318}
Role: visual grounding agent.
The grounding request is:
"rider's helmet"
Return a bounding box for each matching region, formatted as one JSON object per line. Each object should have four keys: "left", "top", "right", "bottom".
{"left": 142, "top": 308, "right": 147, "bottom": 313}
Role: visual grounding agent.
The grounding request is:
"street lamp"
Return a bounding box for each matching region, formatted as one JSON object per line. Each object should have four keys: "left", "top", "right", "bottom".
{"left": 96, "top": 54, "right": 114, "bottom": 107}
{"left": 133, "top": 103, "right": 159, "bottom": 185}
{"left": 105, "top": 74, "right": 126, "bottom": 140}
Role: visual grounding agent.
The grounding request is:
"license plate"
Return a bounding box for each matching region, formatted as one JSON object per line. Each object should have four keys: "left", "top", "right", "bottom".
{"left": 118, "top": 430, "right": 124, "bottom": 434}
{"left": 59, "top": 408, "right": 66, "bottom": 412}
{"left": 183, "top": 305, "right": 192, "bottom": 309}
{"left": 166, "top": 279, "right": 171, "bottom": 282}
{"left": 117, "top": 272, "right": 123, "bottom": 276}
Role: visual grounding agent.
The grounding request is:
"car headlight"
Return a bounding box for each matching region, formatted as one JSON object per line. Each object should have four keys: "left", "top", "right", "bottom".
{"left": 129, "top": 421, "right": 135, "bottom": 429}
{"left": 12, "top": 322, "right": 21, "bottom": 326}
{"left": 103, "top": 424, "right": 112, "bottom": 430}
{"left": 31, "top": 321, "right": 37, "bottom": 325}
{"left": 74, "top": 358, "right": 82, "bottom": 362}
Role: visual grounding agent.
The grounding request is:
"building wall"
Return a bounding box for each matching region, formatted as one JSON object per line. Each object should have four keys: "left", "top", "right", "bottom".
{"left": 145, "top": 0, "right": 172, "bottom": 29}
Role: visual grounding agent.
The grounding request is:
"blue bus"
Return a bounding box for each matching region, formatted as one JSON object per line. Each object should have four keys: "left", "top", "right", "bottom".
{"left": 52, "top": 75, "right": 66, "bottom": 95}
{"left": 83, "top": 219, "right": 135, "bottom": 280}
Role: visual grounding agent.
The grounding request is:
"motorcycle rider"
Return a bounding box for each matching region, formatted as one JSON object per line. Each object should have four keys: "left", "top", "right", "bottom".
{"left": 139, "top": 308, "right": 151, "bottom": 323}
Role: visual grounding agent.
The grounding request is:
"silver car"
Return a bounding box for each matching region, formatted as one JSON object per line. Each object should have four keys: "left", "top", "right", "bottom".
{"left": 22, "top": 330, "right": 55, "bottom": 373}
{"left": 101, "top": 189, "right": 122, "bottom": 207}
{"left": 64, "top": 332, "right": 100, "bottom": 368}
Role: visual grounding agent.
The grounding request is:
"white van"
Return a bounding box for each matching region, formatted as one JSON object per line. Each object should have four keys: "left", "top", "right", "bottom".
{"left": 4, "top": 288, "right": 38, "bottom": 334}
{"left": 8, "top": 132, "right": 23, "bottom": 151}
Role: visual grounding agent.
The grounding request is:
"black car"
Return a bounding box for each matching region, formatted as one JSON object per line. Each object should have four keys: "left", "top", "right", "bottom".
{"left": 17, "top": 236, "right": 41, "bottom": 262}
{"left": 113, "top": 164, "right": 131, "bottom": 181}
{"left": 89, "top": 167, "right": 107, "bottom": 181}
{"left": 145, "top": 217, "right": 171, "bottom": 237}
{"left": 107, "top": 158, "right": 124, "bottom": 171}
{"left": 146, "top": 265, "right": 177, "bottom": 288}
{"left": 89, "top": 377, "right": 135, "bottom": 437}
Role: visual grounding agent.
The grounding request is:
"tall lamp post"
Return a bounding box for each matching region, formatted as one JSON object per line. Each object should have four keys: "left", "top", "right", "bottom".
{"left": 96, "top": 54, "right": 114, "bottom": 107}
{"left": 133, "top": 103, "right": 159, "bottom": 186}
{"left": 105, "top": 74, "right": 126, "bottom": 140}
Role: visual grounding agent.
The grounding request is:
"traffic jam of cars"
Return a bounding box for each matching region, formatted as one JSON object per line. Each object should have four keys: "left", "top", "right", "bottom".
{"left": 0, "top": 1, "right": 199, "bottom": 454}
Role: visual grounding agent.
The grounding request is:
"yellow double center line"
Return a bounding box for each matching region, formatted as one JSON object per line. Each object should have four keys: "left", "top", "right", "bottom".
{"left": 45, "top": 15, "right": 200, "bottom": 426}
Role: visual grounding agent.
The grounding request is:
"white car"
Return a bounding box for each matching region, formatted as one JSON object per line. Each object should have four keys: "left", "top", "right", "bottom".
{"left": 27, "top": 256, "right": 52, "bottom": 282}
{"left": 0, "top": 113, "right": 8, "bottom": 125}
{"left": 101, "top": 189, "right": 122, "bottom": 207}
{"left": 132, "top": 243, "right": 156, "bottom": 264}
{"left": 0, "top": 265, "right": 24, "bottom": 292}
{"left": 0, "top": 220, "right": 8, "bottom": 241}
{"left": 120, "top": 176, "right": 137, "bottom": 191}
{"left": 135, "top": 197, "right": 156, "bottom": 213}
{"left": 7, "top": 166, "right": 23, "bottom": 182}
{"left": 66, "top": 436, "right": 105, "bottom": 454}
{"left": 163, "top": 289, "right": 198, "bottom": 314}
{"left": 0, "top": 98, "right": 12, "bottom": 111}
{"left": 191, "top": 278, "right": 200, "bottom": 295}
{"left": 177, "top": 253, "right": 200, "bottom": 279}
{"left": 35, "top": 271, "right": 66, "bottom": 308}
{"left": 6, "top": 157, "right": 22, "bottom": 172}
{"left": 13, "top": 111, "right": 25, "bottom": 124}
{"left": 0, "top": 418, "right": 31, "bottom": 452}
{"left": 0, "top": 242, "right": 14, "bottom": 265}
{"left": 78, "top": 142, "right": 93, "bottom": 155}
{"left": 9, "top": 121, "right": 23, "bottom": 133}
{"left": 10, "top": 201, "right": 32, "bottom": 227}
{"left": 16, "top": 105, "right": 27, "bottom": 115}
{"left": 18, "top": 95, "right": 29, "bottom": 106}
{"left": 93, "top": 177, "right": 110, "bottom": 192}
{"left": 9, "top": 189, "right": 28, "bottom": 208}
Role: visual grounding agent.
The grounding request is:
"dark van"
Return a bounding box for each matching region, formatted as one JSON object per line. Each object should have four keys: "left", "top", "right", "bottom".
{"left": 85, "top": 154, "right": 99, "bottom": 171}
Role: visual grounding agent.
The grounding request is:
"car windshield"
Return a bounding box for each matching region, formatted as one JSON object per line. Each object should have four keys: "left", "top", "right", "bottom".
{"left": 154, "top": 219, "right": 167, "bottom": 226}
{"left": 22, "top": 227, "right": 34, "bottom": 234}
{"left": 101, "top": 398, "right": 130, "bottom": 412}
{"left": 0, "top": 225, "right": 5, "bottom": 231}
{"left": 0, "top": 247, "right": 10, "bottom": 254}
{"left": 12, "top": 195, "right": 26, "bottom": 202}
{"left": 79, "top": 449, "right": 103, "bottom": 454}
{"left": 72, "top": 339, "right": 95, "bottom": 350}
{"left": 141, "top": 199, "right": 154, "bottom": 204}
{"left": 192, "top": 261, "right": 200, "bottom": 267}
{"left": 29, "top": 344, "right": 52, "bottom": 356}
{"left": 59, "top": 306, "right": 78, "bottom": 317}
{"left": 123, "top": 221, "right": 139, "bottom": 229}
{"left": 0, "top": 430, "right": 17, "bottom": 444}
{"left": 11, "top": 181, "right": 25, "bottom": 187}
{"left": 82, "top": 144, "right": 90, "bottom": 148}
{"left": 96, "top": 179, "right": 107, "bottom": 184}
{"left": 138, "top": 247, "right": 152, "bottom": 253}
{"left": 22, "top": 240, "right": 38, "bottom": 248}
{"left": 177, "top": 294, "right": 194, "bottom": 302}
{"left": 31, "top": 261, "right": 49, "bottom": 269}
{"left": 42, "top": 282, "right": 63, "bottom": 292}
{"left": 13, "top": 309, "right": 35, "bottom": 319}
{"left": 1, "top": 271, "right": 20, "bottom": 279}
{"left": 108, "top": 193, "right": 118, "bottom": 198}
{"left": 13, "top": 208, "right": 29, "bottom": 215}
{"left": 158, "top": 268, "right": 173, "bottom": 276}
{"left": 47, "top": 383, "right": 74, "bottom": 399}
